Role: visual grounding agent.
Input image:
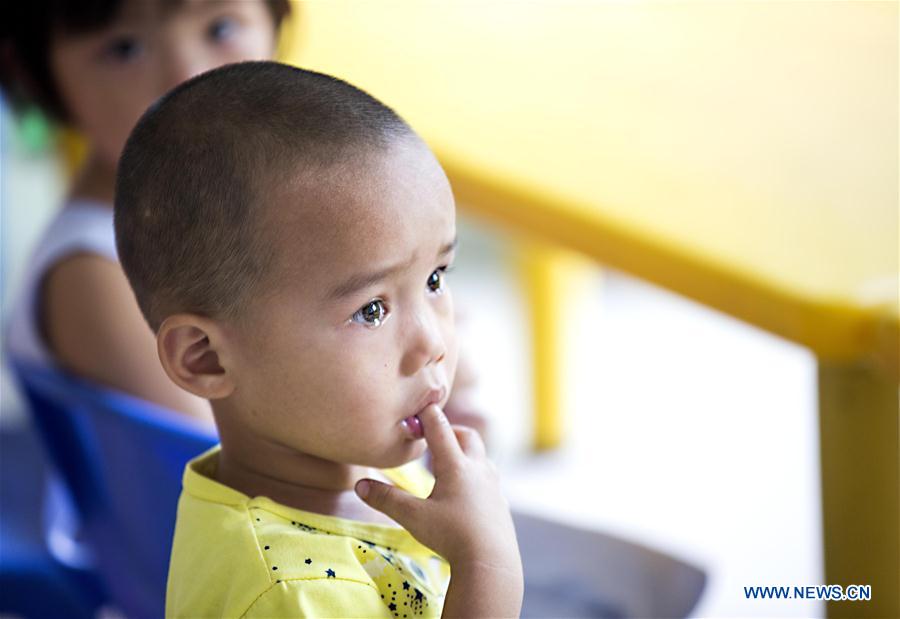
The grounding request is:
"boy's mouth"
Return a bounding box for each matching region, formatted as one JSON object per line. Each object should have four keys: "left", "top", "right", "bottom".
{"left": 401, "top": 386, "right": 447, "bottom": 440}
{"left": 401, "top": 415, "right": 425, "bottom": 439}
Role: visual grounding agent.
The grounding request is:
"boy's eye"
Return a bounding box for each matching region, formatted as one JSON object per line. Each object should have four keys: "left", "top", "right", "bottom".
{"left": 104, "top": 36, "right": 143, "bottom": 62}
{"left": 427, "top": 266, "right": 450, "bottom": 294}
{"left": 207, "top": 16, "right": 238, "bottom": 43}
{"left": 351, "top": 299, "right": 387, "bottom": 328}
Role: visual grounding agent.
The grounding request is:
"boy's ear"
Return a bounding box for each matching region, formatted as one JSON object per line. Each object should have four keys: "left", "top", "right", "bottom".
{"left": 157, "top": 314, "right": 236, "bottom": 400}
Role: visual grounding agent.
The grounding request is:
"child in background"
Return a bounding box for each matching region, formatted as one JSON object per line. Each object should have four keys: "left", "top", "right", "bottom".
{"left": 0, "top": 0, "right": 487, "bottom": 436}
{"left": 115, "top": 61, "right": 522, "bottom": 617}
{"left": 1, "top": 0, "right": 287, "bottom": 422}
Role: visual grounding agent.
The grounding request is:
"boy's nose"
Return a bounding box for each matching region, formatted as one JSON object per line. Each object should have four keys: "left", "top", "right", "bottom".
{"left": 400, "top": 310, "right": 448, "bottom": 376}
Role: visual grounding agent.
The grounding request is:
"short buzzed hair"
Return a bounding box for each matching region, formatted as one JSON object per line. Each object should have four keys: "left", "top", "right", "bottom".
{"left": 115, "top": 61, "right": 413, "bottom": 330}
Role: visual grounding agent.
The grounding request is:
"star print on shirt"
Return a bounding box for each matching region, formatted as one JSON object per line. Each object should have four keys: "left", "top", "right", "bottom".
{"left": 388, "top": 602, "right": 397, "bottom": 611}
{"left": 325, "top": 569, "right": 335, "bottom": 578}
{"left": 402, "top": 581, "right": 410, "bottom": 590}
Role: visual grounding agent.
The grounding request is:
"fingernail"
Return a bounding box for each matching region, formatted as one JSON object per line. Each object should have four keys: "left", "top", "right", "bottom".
{"left": 356, "top": 480, "right": 370, "bottom": 499}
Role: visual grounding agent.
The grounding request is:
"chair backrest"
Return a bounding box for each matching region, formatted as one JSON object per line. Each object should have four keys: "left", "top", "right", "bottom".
{"left": 11, "top": 361, "right": 217, "bottom": 619}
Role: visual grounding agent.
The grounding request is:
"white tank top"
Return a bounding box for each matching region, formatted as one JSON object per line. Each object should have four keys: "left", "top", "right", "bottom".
{"left": 5, "top": 200, "right": 118, "bottom": 367}
{"left": 4, "top": 200, "right": 118, "bottom": 569}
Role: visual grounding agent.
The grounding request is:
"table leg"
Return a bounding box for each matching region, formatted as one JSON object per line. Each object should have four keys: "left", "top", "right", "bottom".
{"left": 818, "top": 361, "right": 899, "bottom": 618}
{"left": 518, "top": 242, "right": 594, "bottom": 451}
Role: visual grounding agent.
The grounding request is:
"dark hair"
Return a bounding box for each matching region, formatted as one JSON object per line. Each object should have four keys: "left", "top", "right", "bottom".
{"left": 114, "top": 61, "right": 414, "bottom": 331}
{"left": 0, "top": 0, "right": 290, "bottom": 122}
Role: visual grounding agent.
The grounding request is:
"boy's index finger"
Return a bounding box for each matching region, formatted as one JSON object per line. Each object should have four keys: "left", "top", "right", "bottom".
{"left": 419, "top": 404, "right": 463, "bottom": 463}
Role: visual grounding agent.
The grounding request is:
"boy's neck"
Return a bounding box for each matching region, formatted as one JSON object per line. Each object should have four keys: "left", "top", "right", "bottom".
{"left": 215, "top": 426, "right": 399, "bottom": 526}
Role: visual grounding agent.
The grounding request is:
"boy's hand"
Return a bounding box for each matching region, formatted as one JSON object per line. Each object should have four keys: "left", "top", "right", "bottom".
{"left": 355, "top": 405, "right": 523, "bottom": 617}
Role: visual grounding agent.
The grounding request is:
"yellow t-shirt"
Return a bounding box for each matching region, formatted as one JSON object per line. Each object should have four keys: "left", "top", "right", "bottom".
{"left": 166, "top": 446, "right": 450, "bottom": 618}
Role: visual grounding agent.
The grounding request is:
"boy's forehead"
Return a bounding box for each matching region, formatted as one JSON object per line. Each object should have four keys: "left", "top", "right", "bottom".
{"left": 265, "top": 141, "right": 455, "bottom": 291}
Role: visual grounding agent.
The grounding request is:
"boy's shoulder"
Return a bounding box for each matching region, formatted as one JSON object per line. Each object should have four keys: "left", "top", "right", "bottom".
{"left": 168, "top": 496, "right": 389, "bottom": 617}
{"left": 166, "top": 448, "right": 448, "bottom": 618}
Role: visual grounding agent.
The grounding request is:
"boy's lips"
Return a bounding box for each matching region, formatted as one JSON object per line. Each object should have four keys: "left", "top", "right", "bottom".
{"left": 401, "top": 415, "right": 424, "bottom": 440}
{"left": 401, "top": 386, "right": 447, "bottom": 440}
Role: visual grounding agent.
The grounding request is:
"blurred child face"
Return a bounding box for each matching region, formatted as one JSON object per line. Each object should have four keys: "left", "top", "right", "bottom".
{"left": 224, "top": 139, "right": 458, "bottom": 470}
{"left": 50, "top": 0, "right": 276, "bottom": 169}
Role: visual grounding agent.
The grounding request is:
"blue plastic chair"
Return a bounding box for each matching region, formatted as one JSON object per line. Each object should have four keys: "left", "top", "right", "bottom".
{"left": 0, "top": 423, "right": 106, "bottom": 619}
{"left": 11, "top": 361, "right": 217, "bottom": 619}
{"left": 0, "top": 537, "right": 105, "bottom": 619}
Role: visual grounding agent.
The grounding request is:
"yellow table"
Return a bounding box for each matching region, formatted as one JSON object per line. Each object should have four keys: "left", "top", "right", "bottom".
{"left": 282, "top": 2, "right": 898, "bottom": 616}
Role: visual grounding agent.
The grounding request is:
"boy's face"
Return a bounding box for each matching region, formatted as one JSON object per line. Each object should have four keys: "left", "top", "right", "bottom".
{"left": 223, "top": 139, "right": 459, "bottom": 469}
{"left": 50, "top": 0, "right": 276, "bottom": 169}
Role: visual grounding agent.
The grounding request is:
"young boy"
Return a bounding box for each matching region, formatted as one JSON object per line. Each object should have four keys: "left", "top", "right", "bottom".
{"left": 114, "top": 61, "right": 523, "bottom": 617}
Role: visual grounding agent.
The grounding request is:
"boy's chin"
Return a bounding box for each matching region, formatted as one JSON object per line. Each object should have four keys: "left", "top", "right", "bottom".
{"left": 365, "top": 439, "right": 428, "bottom": 470}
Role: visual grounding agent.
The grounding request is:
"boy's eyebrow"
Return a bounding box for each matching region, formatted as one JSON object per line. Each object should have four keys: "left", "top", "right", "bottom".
{"left": 328, "top": 237, "right": 458, "bottom": 300}
{"left": 439, "top": 237, "right": 459, "bottom": 257}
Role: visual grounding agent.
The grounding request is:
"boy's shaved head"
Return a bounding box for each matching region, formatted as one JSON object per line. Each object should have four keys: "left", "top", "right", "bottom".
{"left": 115, "top": 61, "right": 414, "bottom": 330}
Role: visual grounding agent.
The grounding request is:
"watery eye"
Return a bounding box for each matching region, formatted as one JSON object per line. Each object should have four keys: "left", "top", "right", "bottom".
{"left": 352, "top": 299, "right": 387, "bottom": 327}
{"left": 427, "top": 268, "right": 446, "bottom": 294}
